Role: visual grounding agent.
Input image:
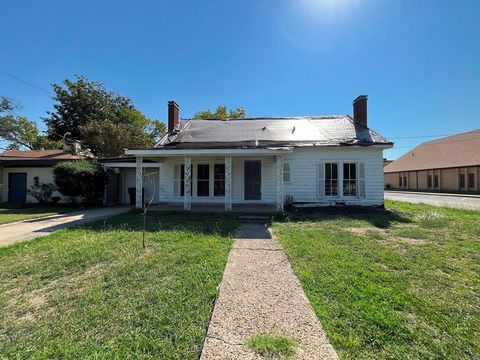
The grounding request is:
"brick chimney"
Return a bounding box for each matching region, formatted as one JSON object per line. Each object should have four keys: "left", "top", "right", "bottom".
{"left": 168, "top": 101, "right": 179, "bottom": 132}
{"left": 353, "top": 95, "right": 368, "bottom": 128}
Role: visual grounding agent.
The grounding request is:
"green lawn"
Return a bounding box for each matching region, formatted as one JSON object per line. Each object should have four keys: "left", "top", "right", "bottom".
{"left": 0, "top": 211, "right": 237, "bottom": 359}
{"left": 0, "top": 205, "right": 75, "bottom": 225}
{"left": 273, "top": 201, "right": 480, "bottom": 359}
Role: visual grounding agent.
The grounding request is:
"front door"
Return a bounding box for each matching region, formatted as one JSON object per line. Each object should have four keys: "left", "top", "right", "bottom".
{"left": 8, "top": 173, "right": 27, "bottom": 203}
{"left": 244, "top": 160, "right": 261, "bottom": 200}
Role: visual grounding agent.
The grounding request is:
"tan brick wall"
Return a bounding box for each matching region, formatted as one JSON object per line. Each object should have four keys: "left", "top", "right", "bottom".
{"left": 441, "top": 168, "right": 458, "bottom": 191}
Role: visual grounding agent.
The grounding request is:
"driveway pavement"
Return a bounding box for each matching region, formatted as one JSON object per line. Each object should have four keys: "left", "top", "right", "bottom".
{"left": 0, "top": 206, "right": 130, "bottom": 247}
{"left": 201, "top": 221, "right": 338, "bottom": 359}
{"left": 385, "top": 191, "right": 480, "bottom": 211}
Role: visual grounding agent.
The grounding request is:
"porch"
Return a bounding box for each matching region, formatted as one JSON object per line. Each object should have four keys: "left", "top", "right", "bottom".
{"left": 105, "top": 148, "right": 293, "bottom": 212}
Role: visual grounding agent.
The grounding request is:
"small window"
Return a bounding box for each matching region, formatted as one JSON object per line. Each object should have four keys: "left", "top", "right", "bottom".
{"left": 197, "top": 164, "right": 209, "bottom": 197}
{"left": 325, "top": 163, "right": 338, "bottom": 196}
{"left": 459, "top": 174, "right": 466, "bottom": 188}
{"left": 33, "top": 176, "right": 39, "bottom": 186}
{"left": 399, "top": 176, "right": 403, "bottom": 187}
{"left": 468, "top": 173, "right": 475, "bottom": 189}
{"left": 283, "top": 162, "right": 290, "bottom": 183}
{"left": 434, "top": 175, "right": 439, "bottom": 188}
{"left": 343, "top": 163, "right": 357, "bottom": 196}
{"left": 428, "top": 175, "right": 432, "bottom": 188}
{"left": 214, "top": 164, "right": 225, "bottom": 197}
{"left": 404, "top": 176, "right": 408, "bottom": 188}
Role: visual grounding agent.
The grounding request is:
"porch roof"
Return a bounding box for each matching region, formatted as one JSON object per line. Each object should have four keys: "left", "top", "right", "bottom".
{"left": 124, "top": 147, "right": 293, "bottom": 157}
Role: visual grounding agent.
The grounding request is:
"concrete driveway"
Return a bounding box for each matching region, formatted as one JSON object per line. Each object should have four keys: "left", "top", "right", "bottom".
{"left": 385, "top": 191, "right": 480, "bottom": 211}
{"left": 0, "top": 206, "right": 130, "bottom": 247}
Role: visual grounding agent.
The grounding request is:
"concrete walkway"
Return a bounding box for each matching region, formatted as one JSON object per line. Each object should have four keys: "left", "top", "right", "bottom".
{"left": 0, "top": 206, "right": 129, "bottom": 247}
{"left": 385, "top": 191, "right": 480, "bottom": 211}
{"left": 201, "top": 222, "right": 338, "bottom": 360}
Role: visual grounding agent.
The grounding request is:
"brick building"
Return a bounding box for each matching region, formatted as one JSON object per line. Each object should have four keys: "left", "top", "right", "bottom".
{"left": 384, "top": 130, "right": 480, "bottom": 193}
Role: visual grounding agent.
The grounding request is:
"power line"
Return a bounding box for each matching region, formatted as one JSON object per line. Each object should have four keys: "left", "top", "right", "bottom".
{"left": 0, "top": 69, "right": 53, "bottom": 96}
{"left": 388, "top": 134, "right": 450, "bottom": 140}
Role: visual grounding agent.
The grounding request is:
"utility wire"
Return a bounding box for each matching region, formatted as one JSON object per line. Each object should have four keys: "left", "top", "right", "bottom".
{"left": 0, "top": 69, "right": 53, "bottom": 96}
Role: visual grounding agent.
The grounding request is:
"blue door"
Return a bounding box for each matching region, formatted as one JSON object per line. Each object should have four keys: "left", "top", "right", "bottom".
{"left": 8, "top": 173, "right": 27, "bottom": 203}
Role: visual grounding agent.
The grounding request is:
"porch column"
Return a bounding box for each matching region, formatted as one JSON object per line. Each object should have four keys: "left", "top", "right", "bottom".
{"left": 276, "top": 155, "right": 284, "bottom": 211}
{"left": 135, "top": 156, "right": 143, "bottom": 209}
{"left": 225, "top": 155, "right": 232, "bottom": 211}
{"left": 184, "top": 156, "right": 192, "bottom": 210}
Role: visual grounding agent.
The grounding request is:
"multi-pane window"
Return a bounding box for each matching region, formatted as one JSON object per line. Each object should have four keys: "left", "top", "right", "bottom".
{"left": 174, "top": 164, "right": 192, "bottom": 197}
{"left": 434, "top": 175, "right": 439, "bottom": 188}
{"left": 325, "top": 163, "right": 338, "bottom": 196}
{"left": 459, "top": 174, "right": 466, "bottom": 188}
{"left": 343, "top": 163, "right": 357, "bottom": 196}
{"left": 283, "top": 162, "right": 291, "bottom": 183}
{"left": 197, "top": 164, "right": 209, "bottom": 197}
{"left": 399, "top": 176, "right": 403, "bottom": 187}
{"left": 428, "top": 175, "right": 432, "bottom": 188}
{"left": 214, "top": 164, "right": 225, "bottom": 196}
{"left": 468, "top": 173, "right": 475, "bottom": 189}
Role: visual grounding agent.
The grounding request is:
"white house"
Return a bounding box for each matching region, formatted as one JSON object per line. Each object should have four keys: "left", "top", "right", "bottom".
{"left": 104, "top": 96, "right": 392, "bottom": 211}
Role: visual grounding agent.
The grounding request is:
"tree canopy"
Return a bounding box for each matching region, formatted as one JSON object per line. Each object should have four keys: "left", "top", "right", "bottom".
{"left": 193, "top": 106, "right": 246, "bottom": 120}
{"left": 44, "top": 75, "right": 166, "bottom": 156}
{"left": 0, "top": 96, "right": 61, "bottom": 150}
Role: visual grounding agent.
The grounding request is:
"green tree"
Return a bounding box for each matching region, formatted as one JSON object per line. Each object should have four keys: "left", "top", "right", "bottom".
{"left": 194, "top": 106, "right": 246, "bottom": 119}
{"left": 44, "top": 75, "right": 165, "bottom": 156}
{"left": 0, "top": 96, "right": 61, "bottom": 150}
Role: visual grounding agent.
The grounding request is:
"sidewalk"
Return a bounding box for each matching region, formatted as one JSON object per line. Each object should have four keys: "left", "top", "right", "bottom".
{"left": 200, "top": 222, "right": 338, "bottom": 359}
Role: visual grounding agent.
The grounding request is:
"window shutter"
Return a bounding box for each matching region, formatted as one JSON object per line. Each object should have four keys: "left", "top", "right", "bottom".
{"left": 358, "top": 162, "right": 366, "bottom": 198}
{"left": 317, "top": 162, "right": 325, "bottom": 198}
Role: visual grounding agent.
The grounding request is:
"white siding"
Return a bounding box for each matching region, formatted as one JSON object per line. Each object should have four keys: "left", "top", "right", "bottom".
{"left": 283, "top": 147, "right": 385, "bottom": 206}
{"left": 116, "top": 146, "right": 386, "bottom": 207}
{"left": 2, "top": 167, "right": 69, "bottom": 203}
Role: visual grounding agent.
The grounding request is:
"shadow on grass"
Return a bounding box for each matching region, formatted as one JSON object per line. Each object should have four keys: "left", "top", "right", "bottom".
{"left": 272, "top": 206, "right": 412, "bottom": 229}
{"left": 77, "top": 210, "right": 240, "bottom": 237}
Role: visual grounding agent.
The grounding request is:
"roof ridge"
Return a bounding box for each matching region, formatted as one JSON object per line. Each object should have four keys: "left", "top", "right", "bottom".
{"left": 181, "top": 115, "right": 348, "bottom": 121}
{"left": 423, "top": 128, "right": 480, "bottom": 144}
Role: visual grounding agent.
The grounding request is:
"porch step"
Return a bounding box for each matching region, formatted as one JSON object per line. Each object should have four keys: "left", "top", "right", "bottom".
{"left": 239, "top": 215, "right": 270, "bottom": 221}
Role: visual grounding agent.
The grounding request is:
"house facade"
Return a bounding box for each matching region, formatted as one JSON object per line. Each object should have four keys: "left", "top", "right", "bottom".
{"left": 384, "top": 130, "right": 480, "bottom": 193}
{"left": 0, "top": 143, "right": 86, "bottom": 203}
{"left": 105, "top": 96, "right": 392, "bottom": 211}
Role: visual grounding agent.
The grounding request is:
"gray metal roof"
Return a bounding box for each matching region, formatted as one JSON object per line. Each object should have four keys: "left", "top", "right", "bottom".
{"left": 156, "top": 116, "right": 392, "bottom": 149}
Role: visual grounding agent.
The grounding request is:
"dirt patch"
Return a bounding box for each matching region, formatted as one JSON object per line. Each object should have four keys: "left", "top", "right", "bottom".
{"left": 394, "top": 237, "right": 428, "bottom": 245}
{"left": 346, "top": 227, "right": 387, "bottom": 236}
{"left": 4, "top": 263, "right": 105, "bottom": 322}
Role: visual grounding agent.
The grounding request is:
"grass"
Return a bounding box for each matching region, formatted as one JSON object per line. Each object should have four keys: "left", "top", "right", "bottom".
{"left": 0, "top": 204, "right": 76, "bottom": 225}
{"left": 0, "top": 211, "right": 237, "bottom": 359}
{"left": 248, "top": 334, "right": 298, "bottom": 359}
{"left": 272, "top": 200, "right": 480, "bottom": 359}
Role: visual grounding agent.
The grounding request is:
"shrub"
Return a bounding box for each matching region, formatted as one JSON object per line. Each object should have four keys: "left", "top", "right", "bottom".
{"left": 53, "top": 160, "right": 107, "bottom": 204}
{"left": 27, "top": 183, "right": 57, "bottom": 204}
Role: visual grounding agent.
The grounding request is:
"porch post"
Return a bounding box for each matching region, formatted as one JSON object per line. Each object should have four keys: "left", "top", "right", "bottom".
{"left": 225, "top": 155, "right": 232, "bottom": 211}
{"left": 184, "top": 156, "right": 192, "bottom": 210}
{"left": 276, "top": 155, "right": 284, "bottom": 211}
{"left": 135, "top": 156, "right": 143, "bottom": 209}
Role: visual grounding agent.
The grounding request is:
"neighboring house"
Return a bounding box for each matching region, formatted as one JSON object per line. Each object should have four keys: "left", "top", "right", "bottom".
{"left": 0, "top": 142, "right": 86, "bottom": 203}
{"left": 384, "top": 130, "right": 480, "bottom": 193}
{"left": 383, "top": 159, "right": 393, "bottom": 167}
{"left": 103, "top": 95, "right": 392, "bottom": 211}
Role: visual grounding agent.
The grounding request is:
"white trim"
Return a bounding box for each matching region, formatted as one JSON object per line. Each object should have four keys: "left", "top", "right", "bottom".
{"left": 125, "top": 148, "right": 293, "bottom": 156}
{"left": 103, "top": 162, "right": 162, "bottom": 168}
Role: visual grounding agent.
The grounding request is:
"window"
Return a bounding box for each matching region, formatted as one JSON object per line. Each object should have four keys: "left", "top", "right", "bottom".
{"left": 404, "top": 176, "right": 407, "bottom": 188}
{"left": 343, "top": 163, "right": 357, "bottom": 196}
{"left": 325, "top": 163, "right": 338, "bottom": 196}
{"left": 468, "top": 173, "right": 475, "bottom": 189}
{"left": 214, "top": 164, "right": 225, "bottom": 196}
{"left": 434, "top": 175, "right": 439, "bottom": 188}
{"left": 459, "top": 174, "right": 466, "bottom": 188}
{"left": 283, "top": 162, "right": 290, "bottom": 182}
{"left": 428, "top": 175, "right": 432, "bottom": 188}
{"left": 197, "top": 164, "right": 209, "bottom": 197}
{"left": 174, "top": 164, "right": 192, "bottom": 197}
{"left": 33, "top": 176, "right": 39, "bottom": 186}
{"left": 399, "top": 176, "right": 403, "bottom": 187}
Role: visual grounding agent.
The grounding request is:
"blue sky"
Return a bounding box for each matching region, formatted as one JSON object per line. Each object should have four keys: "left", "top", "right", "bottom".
{"left": 1, "top": 0, "right": 479, "bottom": 159}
